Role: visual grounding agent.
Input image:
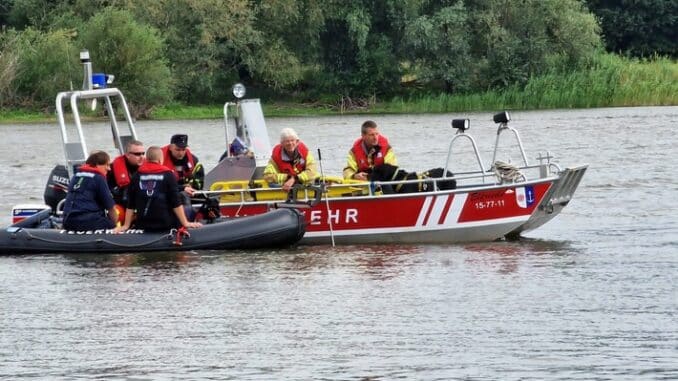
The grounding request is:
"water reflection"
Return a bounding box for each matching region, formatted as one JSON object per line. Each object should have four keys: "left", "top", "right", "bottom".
{"left": 63, "top": 251, "right": 203, "bottom": 269}
{"left": 348, "top": 245, "right": 423, "bottom": 280}
{"left": 307, "top": 244, "right": 425, "bottom": 280}
{"left": 459, "top": 238, "right": 579, "bottom": 274}
{"left": 34, "top": 237, "right": 578, "bottom": 279}
{"left": 79, "top": 244, "right": 428, "bottom": 280}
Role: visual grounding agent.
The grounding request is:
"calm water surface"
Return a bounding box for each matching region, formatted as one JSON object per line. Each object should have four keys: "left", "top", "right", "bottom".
{"left": 1, "top": 107, "right": 676, "bottom": 379}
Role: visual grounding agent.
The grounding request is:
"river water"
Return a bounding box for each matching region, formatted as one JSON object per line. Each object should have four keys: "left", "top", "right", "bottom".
{"left": 0, "top": 106, "right": 676, "bottom": 379}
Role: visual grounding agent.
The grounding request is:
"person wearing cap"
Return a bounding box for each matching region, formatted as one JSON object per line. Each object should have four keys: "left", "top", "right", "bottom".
{"left": 343, "top": 120, "right": 397, "bottom": 181}
{"left": 161, "top": 134, "right": 204, "bottom": 196}
{"left": 62, "top": 151, "right": 118, "bottom": 231}
{"left": 116, "top": 146, "right": 202, "bottom": 232}
{"left": 107, "top": 140, "right": 145, "bottom": 205}
{"left": 263, "top": 128, "right": 318, "bottom": 192}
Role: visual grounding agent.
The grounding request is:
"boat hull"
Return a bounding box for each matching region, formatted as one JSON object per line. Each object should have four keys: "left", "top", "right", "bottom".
{"left": 220, "top": 178, "right": 559, "bottom": 245}
{"left": 506, "top": 165, "right": 588, "bottom": 237}
{"left": 0, "top": 208, "right": 305, "bottom": 255}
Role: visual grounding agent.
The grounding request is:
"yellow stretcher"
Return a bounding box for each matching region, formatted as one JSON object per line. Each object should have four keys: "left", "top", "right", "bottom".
{"left": 209, "top": 176, "right": 370, "bottom": 203}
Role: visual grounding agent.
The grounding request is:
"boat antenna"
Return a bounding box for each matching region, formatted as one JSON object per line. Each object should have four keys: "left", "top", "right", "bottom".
{"left": 67, "top": 47, "right": 74, "bottom": 91}
{"left": 317, "top": 148, "right": 335, "bottom": 247}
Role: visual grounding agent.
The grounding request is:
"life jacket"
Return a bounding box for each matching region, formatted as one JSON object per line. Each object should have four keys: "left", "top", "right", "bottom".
{"left": 351, "top": 135, "right": 391, "bottom": 172}
{"left": 111, "top": 155, "right": 132, "bottom": 187}
{"left": 271, "top": 142, "right": 309, "bottom": 176}
{"left": 78, "top": 164, "right": 107, "bottom": 177}
{"left": 138, "top": 161, "right": 172, "bottom": 175}
{"left": 161, "top": 145, "right": 196, "bottom": 181}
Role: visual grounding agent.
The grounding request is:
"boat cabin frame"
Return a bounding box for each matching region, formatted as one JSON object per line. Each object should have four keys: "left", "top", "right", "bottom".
{"left": 55, "top": 88, "right": 138, "bottom": 178}
{"left": 55, "top": 50, "right": 137, "bottom": 177}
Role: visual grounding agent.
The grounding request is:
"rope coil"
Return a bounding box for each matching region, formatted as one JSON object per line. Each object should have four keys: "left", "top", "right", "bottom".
{"left": 493, "top": 161, "right": 525, "bottom": 183}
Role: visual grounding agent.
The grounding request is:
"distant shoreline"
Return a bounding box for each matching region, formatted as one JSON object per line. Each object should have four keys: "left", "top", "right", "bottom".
{"left": 2, "top": 98, "right": 676, "bottom": 125}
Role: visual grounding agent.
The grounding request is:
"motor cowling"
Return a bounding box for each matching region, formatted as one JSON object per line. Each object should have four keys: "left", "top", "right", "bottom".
{"left": 43, "top": 164, "right": 69, "bottom": 212}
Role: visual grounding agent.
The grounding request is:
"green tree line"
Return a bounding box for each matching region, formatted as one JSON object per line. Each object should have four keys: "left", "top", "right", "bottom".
{"left": 0, "top": 0, "right": 676, "bottom": 117}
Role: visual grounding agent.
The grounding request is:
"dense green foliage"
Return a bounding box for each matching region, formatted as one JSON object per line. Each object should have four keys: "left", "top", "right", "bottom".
{"left": 78, "top": 8, "right": 172, "bottom": 117}
{"left": 0, "top": 0, "right": 675, "bottom": 118}
{"left": 159, "top": 53, "right": 678, "bottom": 115}
{"left": 0, "top": 28, "right": 79, "bottom": 109}
{"left": 587, "top": 0, "right": 677, "bottom": 58}
{"left": 4, "top": 52, "right": 674, "bottom": 123}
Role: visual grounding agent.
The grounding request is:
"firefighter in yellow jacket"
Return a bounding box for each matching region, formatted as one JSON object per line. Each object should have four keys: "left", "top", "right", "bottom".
{"left": 263, "top": 128, "right": 318, "bottom": 192}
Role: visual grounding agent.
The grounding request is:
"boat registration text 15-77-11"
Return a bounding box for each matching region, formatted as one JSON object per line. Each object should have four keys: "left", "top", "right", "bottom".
{"left": 473, "top": 199, "right": 506, "bottom": 209}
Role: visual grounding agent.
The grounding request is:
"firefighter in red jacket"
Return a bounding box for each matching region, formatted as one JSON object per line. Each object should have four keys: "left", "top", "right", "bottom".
{"left": 116, "top": 146, "right": 202, "bottom": 232}
{"left": 161, "top": 134, "right": 204, "bottom": 196}
{"left": 107, "top": 140, "right": 145, "bottom": 205}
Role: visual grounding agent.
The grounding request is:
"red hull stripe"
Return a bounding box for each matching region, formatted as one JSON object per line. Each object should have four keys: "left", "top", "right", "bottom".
{"left": 438, "top": 194, "right": 455, "bottom": 225}
{"left": 415, "top": 196, "right": 434, "bottom": 226}
{"left": 421, "top": 195, "right": 436, "bottom": 225}
{"left": 443, "top": 193, "right": 467, "bottom": 225}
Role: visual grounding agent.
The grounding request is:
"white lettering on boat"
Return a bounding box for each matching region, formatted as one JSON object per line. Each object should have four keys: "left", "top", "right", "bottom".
{"left": 52, "top": 175, "right": 69, "bottom": 186}
{"left": 59, "top": 229, "right": 145, "bottom": 234}
{"left": 140, "top": 174, "right": 164, "bottom": 181}
{"left": 309, "top": 208, "right": 358, "bottom": 225}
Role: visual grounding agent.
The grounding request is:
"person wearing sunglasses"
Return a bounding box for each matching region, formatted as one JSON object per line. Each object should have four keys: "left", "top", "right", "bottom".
{"left": 116, "top": 146, "right": 202, "bottom": 233}
{"left": 62, "top": 151, "right": 118, "bottom": 231}
{"left": 107, "top": 140, "right": 146, "bottom": 206}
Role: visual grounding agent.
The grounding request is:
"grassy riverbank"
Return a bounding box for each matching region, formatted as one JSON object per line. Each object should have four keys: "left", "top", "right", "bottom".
{"left": 372, "top": 55, "right": 678, "bottom": 113}
{"left": 2, "top": 55, "right": 676, "bottom": 124}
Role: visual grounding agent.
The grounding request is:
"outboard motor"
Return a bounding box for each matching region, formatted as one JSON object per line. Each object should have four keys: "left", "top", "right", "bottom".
{"left": 43, "top": 164, "right": 69, "bottom": 212}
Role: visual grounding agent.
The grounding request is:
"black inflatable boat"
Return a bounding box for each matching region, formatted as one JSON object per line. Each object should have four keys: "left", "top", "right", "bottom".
{"left": 0, "top": 208, "right": 305, "bottom": 254}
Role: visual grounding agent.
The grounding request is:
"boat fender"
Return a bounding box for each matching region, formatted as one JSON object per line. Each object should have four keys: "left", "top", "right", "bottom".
{"left": 43, "top": 164, "right": 69, "bottom": 212}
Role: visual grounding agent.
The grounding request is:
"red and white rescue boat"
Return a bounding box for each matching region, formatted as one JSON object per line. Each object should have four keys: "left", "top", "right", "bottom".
{"left": 203, "top": 87, "right": 587, "bottom": 245}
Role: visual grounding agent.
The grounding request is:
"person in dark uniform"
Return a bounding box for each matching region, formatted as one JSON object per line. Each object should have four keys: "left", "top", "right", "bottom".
{"left": 107, "top": 139, "right": 145, "bottom": 205}
{"left": 62, "top": 151, "right": 118, "bottom": 230}
{"left": 161, "top": 134, "right": 204, "bottom": 196}
{"left": 116, "top": 146, "right": 201, "bottom": 232}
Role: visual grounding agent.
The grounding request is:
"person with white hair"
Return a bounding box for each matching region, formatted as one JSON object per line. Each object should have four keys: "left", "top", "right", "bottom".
{"left": 263, "top": 128, "right": 318, "bottom": 192}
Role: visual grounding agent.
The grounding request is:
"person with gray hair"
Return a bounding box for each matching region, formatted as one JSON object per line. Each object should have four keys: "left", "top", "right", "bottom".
{"left": 263, "top": 127, "right": 318, "bottom": 192}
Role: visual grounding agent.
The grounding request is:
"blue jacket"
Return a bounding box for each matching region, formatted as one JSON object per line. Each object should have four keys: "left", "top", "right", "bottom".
{"left": 63, "top": 167, "right": 115, "bottom": 220}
